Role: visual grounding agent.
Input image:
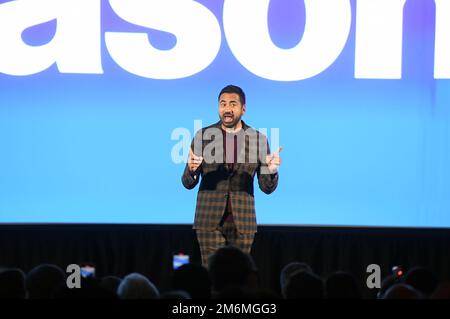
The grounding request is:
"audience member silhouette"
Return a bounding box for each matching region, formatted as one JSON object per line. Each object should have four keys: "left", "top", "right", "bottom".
{"left": 99, "top": 275, "right": 122, "bottom": 295}
{"left": 430, "top": 282, "right": 450, "bottom": 299}
{"left": 0, "top": 268, "right": 27, "bottom": 299}
{"left": 403, "top": 266, "right": 439, "bottom": 298}
{"left": 208, "top": 246, "right": 258, "bottom": 297}
{"left": 325, "top": 271, "right": 362, "bottom": 299}
{"left": 382, "top": 283, "right": 423, "bottom": 299}
{"left": 284, "top": 270, "right": 324, "bottom": 299}
{"left": 377, "top": 274, "right": 402, "bottom": 299}
{"left": 26, "top": 264, "right": 65, "bottom": 299}
{"left": 52, "top": 276, "right": 117, "bottom": 299}
{"left": 280, "top": 262, "right": 312, "bottom": 298}
{"left": 172, "top": 263, "right": 211, "bottom": 299}
{"left": 117, "top": 273, "right": 160, "bottom": 299}
{"left": 0, "top": 261, "right": 446, "bottom": 299}
{"left": 160, "top": 290, "right": 191, "bottom": 299}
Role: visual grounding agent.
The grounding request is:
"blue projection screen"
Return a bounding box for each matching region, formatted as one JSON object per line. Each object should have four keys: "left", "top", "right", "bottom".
{"left": 0, "top": 0, "right": 449, "bottom": 227}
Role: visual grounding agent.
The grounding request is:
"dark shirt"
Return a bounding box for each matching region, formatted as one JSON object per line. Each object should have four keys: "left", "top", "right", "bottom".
{"left": 221, "top": 129, "right": 241, "bottom": 223}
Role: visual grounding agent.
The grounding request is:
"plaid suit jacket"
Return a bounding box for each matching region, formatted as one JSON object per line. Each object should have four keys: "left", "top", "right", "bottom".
{"left": 182, "top": 121, "right": 278, "bottom": 234}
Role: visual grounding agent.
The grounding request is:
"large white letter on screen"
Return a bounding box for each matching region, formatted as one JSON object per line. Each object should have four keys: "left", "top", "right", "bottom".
{"left": 0, "top": 0, "right": 102, "bottom": 76}
{"left": 105, "top": 0, "right": 221, "bottom": 79}
{"left": 434, "top": 0, "right": 450, "bottom": 79}
{"left": 223, "top": 0, "right": 351, "bottom": 81}
{"left": 55, "top": 0, "right": 102, "bottom": 74}
{"left": 354, "top": 0, "right": 406, "bottom": 79}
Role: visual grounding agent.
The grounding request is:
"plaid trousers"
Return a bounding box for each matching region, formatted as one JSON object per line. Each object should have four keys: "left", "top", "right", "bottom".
{"left": 196, "top": 217, "right": 255, "bottom": 267}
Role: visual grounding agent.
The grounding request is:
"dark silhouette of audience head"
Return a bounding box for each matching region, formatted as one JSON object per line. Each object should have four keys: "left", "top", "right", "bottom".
{"left": 325, "top": 271, "right": 362, "bottom": 299}
{"left": 280, "top": 262, "right": 312, "bottom": 297}
{"left": 377, "top": 274, "right": 400, "bottom": 299}
{"left": 284, "top": 270, "right": 324, "bottom": 299}
{"left": 52, "top": 274, "right": 118, "bottom": 299}
{"left": 208, "top": 246, "right": 257, "bottom": 296}
{"left": 117, "top": 273, "right": 160, "bottom": 299}
{"left": 160, "top": 290, "right": 191, "bottom": 299}
{"left": 172, "top": 263, "right": 211, "bottom": 299}
{"left": 430, "top": 282, "right": 450, "bottom": 299}
{"left": 26, "top": 264, "right": 65, "bottom": 299}
{"left": 402, "top": 266, "right": 439, "bottom": 297}
{"left": 382, "top": 283, "right": 423, "bottom": 299}
{"left": 0, "top": 261, "right": 445, "bottom": 299}
{"left": 0, "top": 268, "right": 27, "bottom": 299}
{"left": 99, "top": 276, "right": 122, "bottom": 295}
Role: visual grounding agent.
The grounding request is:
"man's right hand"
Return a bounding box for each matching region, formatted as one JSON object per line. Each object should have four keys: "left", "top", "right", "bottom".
{"left": 188, "top": 148, "right": 203, "bottom": 174}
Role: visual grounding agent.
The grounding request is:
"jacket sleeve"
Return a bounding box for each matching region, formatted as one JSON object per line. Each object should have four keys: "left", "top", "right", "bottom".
{"left": 256, "top": 135, "right": 279, "bottom": 194}
{"left": 257, "top": 166, "right": 279, "bottom": 194}
{"left": 182, "top": 161, "right": 200, "bottom": 190}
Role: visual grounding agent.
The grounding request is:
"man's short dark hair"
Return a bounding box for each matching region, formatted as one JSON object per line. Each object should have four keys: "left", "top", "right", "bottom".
{"left": 218, "top": 85, "right": 246, "bottom": 105}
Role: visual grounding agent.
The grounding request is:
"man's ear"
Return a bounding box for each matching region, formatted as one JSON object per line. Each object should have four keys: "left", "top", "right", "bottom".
{"left": 242, "top": 104, "right": 246, "bottom": 115}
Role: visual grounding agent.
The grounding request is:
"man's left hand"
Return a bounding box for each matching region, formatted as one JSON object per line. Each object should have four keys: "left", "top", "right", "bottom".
{"left": 266, "top": 147, "right": 282, "bottom": 174}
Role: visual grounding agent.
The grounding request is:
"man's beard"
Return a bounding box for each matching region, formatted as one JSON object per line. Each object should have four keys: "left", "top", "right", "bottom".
{"left": 221, "top": 113, "right": 241, "bottom": 128}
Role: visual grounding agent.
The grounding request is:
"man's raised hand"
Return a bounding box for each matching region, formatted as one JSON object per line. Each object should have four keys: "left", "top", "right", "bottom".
{"left": 266, "top": 147, "right": 282, "bottom": 174}
{"left": 188, "top": 148, "right": 203, "bottom": 174}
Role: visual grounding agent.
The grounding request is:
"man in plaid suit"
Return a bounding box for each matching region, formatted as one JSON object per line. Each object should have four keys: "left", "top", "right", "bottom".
{"left": 182, "top": 85, "right": 282, "bottom": 266}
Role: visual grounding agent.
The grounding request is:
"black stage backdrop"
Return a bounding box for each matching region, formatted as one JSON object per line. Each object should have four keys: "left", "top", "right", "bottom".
{"left": 1, "top": 224, "right": 449, "bottom": 298}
